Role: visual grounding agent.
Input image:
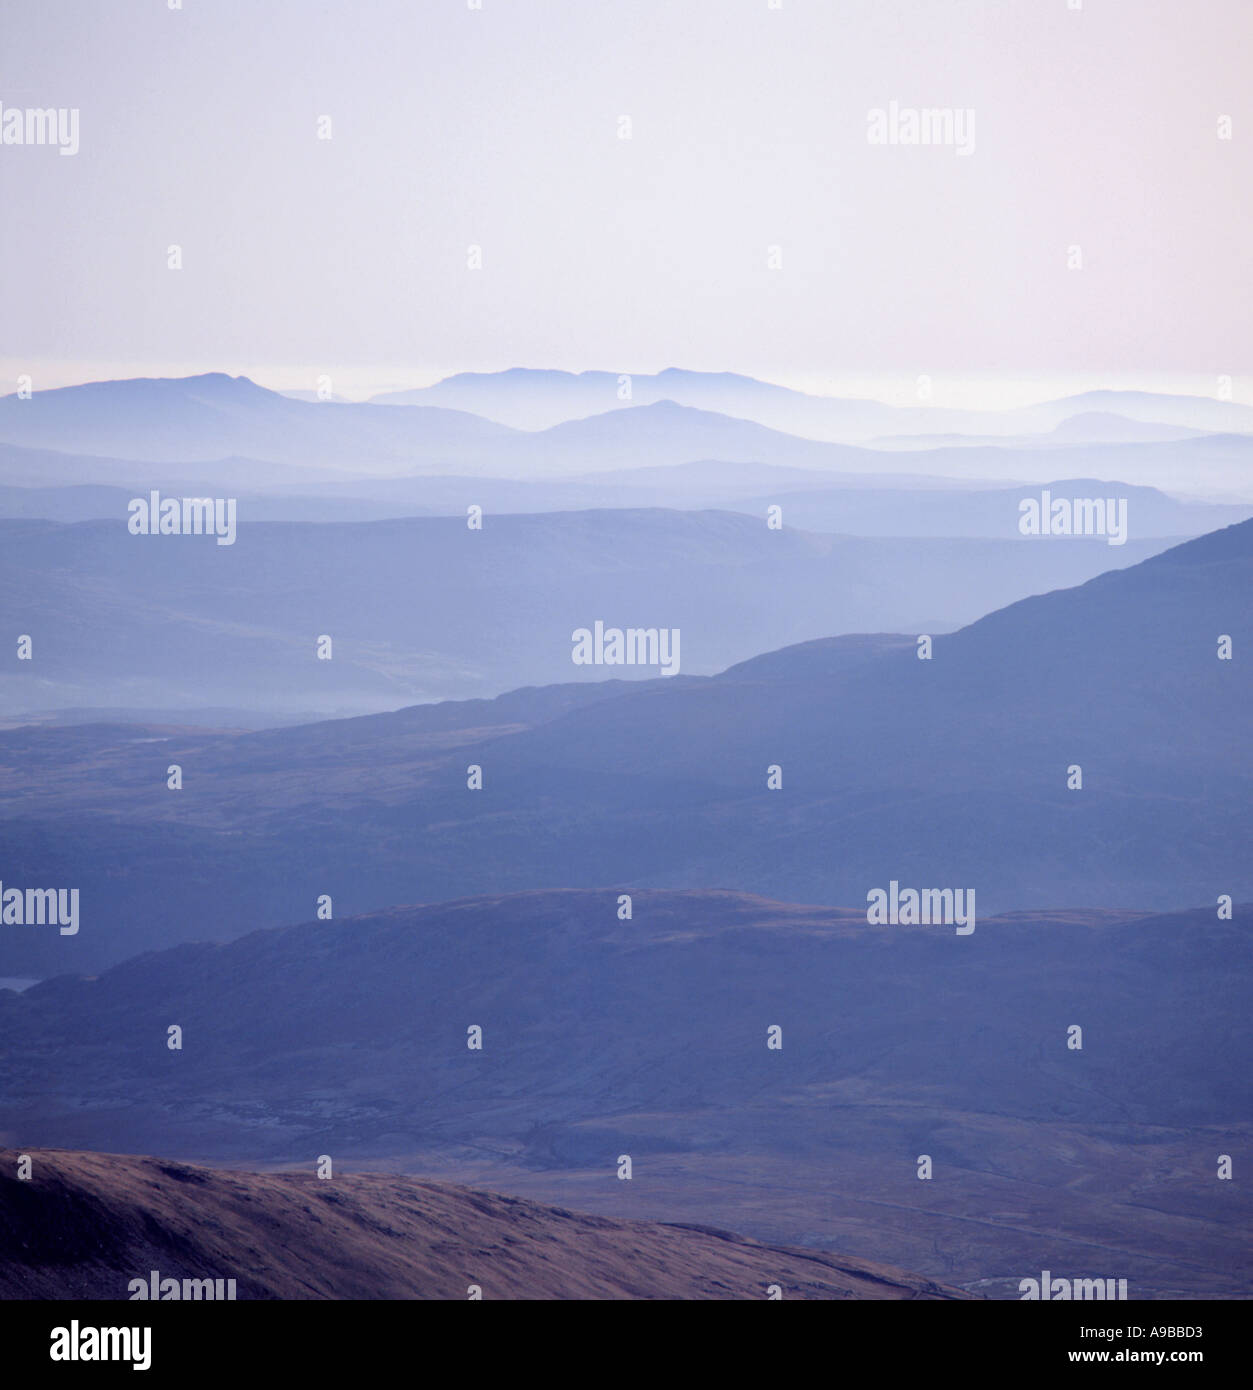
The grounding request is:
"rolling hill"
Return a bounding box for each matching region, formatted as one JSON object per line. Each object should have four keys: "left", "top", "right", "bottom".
{"left": 0, "top": 509, "right": 1174, "bottom": 717}
{"left": 0, "top": 522, "right": 1245, "bottom": 976}
{"left": 0, "top": 1148, "right": 968, "bottom": 1299}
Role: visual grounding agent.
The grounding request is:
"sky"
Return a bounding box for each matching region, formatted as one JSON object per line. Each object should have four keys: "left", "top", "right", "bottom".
{"left": 1, "top": 0, "right": 1250, "bottom": 407}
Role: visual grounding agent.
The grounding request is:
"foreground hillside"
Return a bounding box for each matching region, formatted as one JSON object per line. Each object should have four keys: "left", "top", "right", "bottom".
{"left": 0, "top": 1148, "right": 968, "bottom": 1300}
{"left": 2, "top": 891, "right": 1248, "bottom": 1297}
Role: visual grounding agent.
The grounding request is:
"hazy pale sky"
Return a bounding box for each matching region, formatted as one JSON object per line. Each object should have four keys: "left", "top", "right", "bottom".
{"left": 1, "top": 0, "right": 1250, "bottom": 406}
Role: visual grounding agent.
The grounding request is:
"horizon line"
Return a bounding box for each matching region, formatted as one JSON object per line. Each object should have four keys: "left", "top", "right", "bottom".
{"left": 3, "top": 363, "right": 1252, "bottom": 415}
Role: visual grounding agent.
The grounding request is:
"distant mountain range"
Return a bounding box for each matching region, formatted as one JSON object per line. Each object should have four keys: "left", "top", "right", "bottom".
{"left": 0, "top": 374, "right": 512, "bottom": 472}
{"left": 871, "top": 409, "right": 1206, "bottom": 449}
{"left": 3, "top": 472, "right": 1248, "bottom": 538}
{"left": 3, "top": 374, "right": 1252, "bottom": 492}
{"left": 730, "top": 478, "right": 1250, "bottom": 538}
{"left": 370, "top": 367, "right": 1253, "bottom": 441}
